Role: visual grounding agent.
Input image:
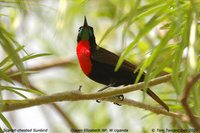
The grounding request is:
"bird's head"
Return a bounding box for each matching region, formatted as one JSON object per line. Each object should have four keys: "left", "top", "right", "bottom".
{"left": 77, "top": 16, "right": 94, "bottom": 42}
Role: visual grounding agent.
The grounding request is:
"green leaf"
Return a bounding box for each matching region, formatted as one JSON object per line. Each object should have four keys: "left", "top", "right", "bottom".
{"left": 150, "top": 56, "right": 174, "bottom": 78}
{"left": 149, "top": 44, "right": 178, "bottom": 78}
{"left": 98, "top": 0, "right": 170, "bottom": 46}
{"left": 140, "top": 24, "right": 178, "bottom": 92}
{"left": 115, "top": 2, "right": 189, "bottom": 72}
{"left": 0, "top": 45, "right": 25, "bottom": 67}
{"left": 115, "top": 11, "right": 170, "bottom": 72}
{"left": 192, "top": 83, "right": 200, "bottom": 115}
{"left": 10, "top": 71, "right": 37, "bottom": 77}
{"left": 172, "top": 11, "right": 190, "bottom": 94}
{"left": 2, "top": 53, "right": 51, "bottom": 72}
{"left": 0, "top": 127, "right": 3, "bottom": 133}
{"left": 98, "top": 15, "right": 129, "bottom": 45}
{"left": 0, "top": 86, "right": 44, "bottom": 96}
{"left": 0, "top": 86, "right": 27, "bottom": 99}
{"left": 0, "top": 45, "right": 25, "bottom": 80}
{"left": 0, "top": 113, "right": 13, "bottom": 133}
{"left": 0, "top": 69, "right": 13, "bottom": 84}
{"left": 22, "top": 53, "right": 52, "bottom": 62}
{"left": 133, "top": 1, "right": 168, "bottom": 22}
{"left": 9, "top": 86, "right": 43, "bottom": 95}
{"left": 0, "top": 29, "right": 24, "bottom": 73}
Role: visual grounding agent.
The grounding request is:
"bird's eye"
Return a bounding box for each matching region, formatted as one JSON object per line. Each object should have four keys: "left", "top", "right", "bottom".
{"left": 78, "top": 27, "right": 83, "bottom": 33}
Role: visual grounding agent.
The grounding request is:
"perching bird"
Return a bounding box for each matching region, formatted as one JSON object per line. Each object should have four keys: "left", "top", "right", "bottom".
{"left": 76, "top": 17, "right": 169, "bottom": 111}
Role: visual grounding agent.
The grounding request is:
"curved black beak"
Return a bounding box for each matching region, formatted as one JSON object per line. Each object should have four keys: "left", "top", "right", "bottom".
{"left": 79, "top": 16, "right": 89, "bottom": 40}
{"left": 83, "top": 16, "right": 88, "bottom": 27}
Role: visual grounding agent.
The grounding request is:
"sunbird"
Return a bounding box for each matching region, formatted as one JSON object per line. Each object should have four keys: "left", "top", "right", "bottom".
{"left": 76, "top": 17, "right": 169, "bottom": 111}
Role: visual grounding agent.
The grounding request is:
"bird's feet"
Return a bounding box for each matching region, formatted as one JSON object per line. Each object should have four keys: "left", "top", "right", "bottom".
{"left": 96, "top": 94, "right": 124, "bottom": 106}
{"left": 113, "top": 95, "right": 124, "bottom": 106}
{"left": 96, "top": 84, "right": 114, "bottom": 103}
{"left": 96, "top": 99, "right": 101, "bottom": 103}
{"left": 96, "top": 84, "right": 124, "bottom": 106}
{"left": 78, "top": 85, "right": 82, "bottom": 91}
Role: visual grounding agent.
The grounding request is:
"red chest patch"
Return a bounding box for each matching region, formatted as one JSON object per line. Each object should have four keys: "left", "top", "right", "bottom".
{"left": 76, "top": 40, "right": 92, "bottom": 75}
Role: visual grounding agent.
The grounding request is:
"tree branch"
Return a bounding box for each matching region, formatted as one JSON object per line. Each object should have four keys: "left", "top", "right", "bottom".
{"left": 1, "top": 73, "right": 172, "bottom": 112}
{"left": 105, "top": 97, "right": 189, "bottom": 122}
{"left": 8, "top": 58, "right": 76, "bottom": 83}
{"left": 7, "top": 59, "right": 170, "bottom": 128}
{"left": 5, "top": 58, "right": 199, "bottom": 126}
{"left": 1, "top": 90, "right": 192, "bottom": 123}
{"left": 1, "top": 73, "right": 197, "bottom": 123}
{"left": 181, "top": 73, "right": 200, "bottom": 129}
{"left": 12, "top": 77, "right": 79, "bottom": 129}
{"left": 8, "top": 58, "right": 76, "bottom": 76}
{"left": 23, "top": 58, "right": 76, "bottom": 71}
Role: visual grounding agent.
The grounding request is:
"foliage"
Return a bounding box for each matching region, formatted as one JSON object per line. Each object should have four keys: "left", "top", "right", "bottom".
{"left": 0, "top": 0, "right": 48, "bottom": 130}
{"left": 0, "top": 0, "right": 200, "bottom": 132}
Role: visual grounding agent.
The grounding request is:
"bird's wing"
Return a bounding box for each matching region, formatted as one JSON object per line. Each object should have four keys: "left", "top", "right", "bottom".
{"left": 91, "top": 47, "right": 137, "bottom": 72}
{"left": 92, "top": 47, "right": 169, "bottom": 111}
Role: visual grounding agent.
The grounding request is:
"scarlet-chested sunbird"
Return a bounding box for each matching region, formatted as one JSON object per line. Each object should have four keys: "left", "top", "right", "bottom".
{"left": 76, "top": 17, "right": 169, "bottom": 111}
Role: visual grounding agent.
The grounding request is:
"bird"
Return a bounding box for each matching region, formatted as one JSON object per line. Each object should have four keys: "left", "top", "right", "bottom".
{"left": 76, "top": 16, "right": 169, "bottom": 111}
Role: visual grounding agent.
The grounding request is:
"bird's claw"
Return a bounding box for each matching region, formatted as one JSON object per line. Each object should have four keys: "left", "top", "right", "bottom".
{"left": 96, "top": 99, "right": 101, "bottom": 103}
{"left": 78, "top": 85, "right": 82, "bottom": 92}
{"left": 113, "top": 95, "right": 124, "bottom": 106}
{"left": 96, "top": 85, "right": 124, "bottom": 106}
{"left": 113, "top": 102, "right": 122, "bottom": 106}
{"left": 116, "top": 95, "right": 124, "bottom": 101}
{"left": 96, "top": 95, "right": 124, "bottom": 105}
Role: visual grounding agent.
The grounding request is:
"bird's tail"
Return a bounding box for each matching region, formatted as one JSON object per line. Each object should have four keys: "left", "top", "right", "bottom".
{"left": 146, "top": 88, "right": 169, "bottom": 111}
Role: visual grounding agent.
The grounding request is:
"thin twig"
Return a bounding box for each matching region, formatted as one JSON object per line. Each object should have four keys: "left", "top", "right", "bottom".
{"left": 181, "top": 73, "right": 200, "bottom": 129}
{"left": 104, "top": 98, "right": 189, "bottom": 122}
{"left": 3, "top": 58, "right": 75, "bottom": 83}
{"left": 24, "top": 58, "right": 76, "bottom": 71}
{"left": 7, "top": 58, "right": 76, "bottom": 75}
{"left": 51, "top": 104, "right": 78, "bottom": 129}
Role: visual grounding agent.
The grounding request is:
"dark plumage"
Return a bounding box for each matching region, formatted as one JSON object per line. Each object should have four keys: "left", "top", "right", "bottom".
{"left": 76, "top": 17, "right": 169, "bottom": 111}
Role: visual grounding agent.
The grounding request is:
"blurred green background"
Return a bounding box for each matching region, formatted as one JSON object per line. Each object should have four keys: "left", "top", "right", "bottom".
{"left": 0, "top": 0, "right": 200, "bottom": 133}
